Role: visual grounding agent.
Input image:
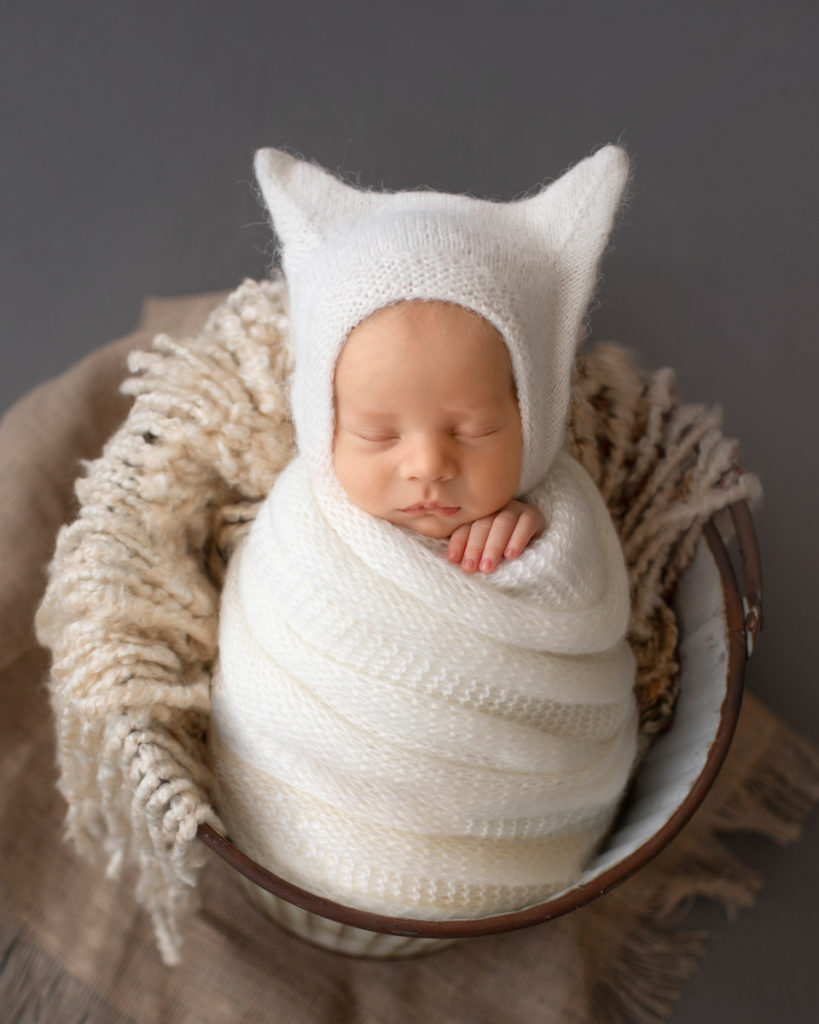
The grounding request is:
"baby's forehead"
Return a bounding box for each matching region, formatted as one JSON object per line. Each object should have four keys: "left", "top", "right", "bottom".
{"left": 374, "top": 298, "right": 480, "bottom": 321}
{"left": 335, "top": 300, "right": 511, "bottom": 374}
{"left": 354, "top": 299, "right": 499, "bottom": 335}
{"left": 333, "top": 299, "right": 518, "bottom": 410}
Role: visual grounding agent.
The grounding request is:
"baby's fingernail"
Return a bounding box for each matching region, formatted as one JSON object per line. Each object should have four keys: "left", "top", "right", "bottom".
{"left": 480, "top": 558, "right": 493, "bottom": 573}
{"left": 446, "top": 547, "right": 458, "bottom": 561}
{"left": 504, "top": 546, "right": 517, "bottom": 559}
{"left": 462, "top": 557, "right": 475, "bottom": 572}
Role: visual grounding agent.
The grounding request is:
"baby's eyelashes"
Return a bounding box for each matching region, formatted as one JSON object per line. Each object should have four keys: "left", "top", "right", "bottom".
{"left": 353, "top": 429, "right": 498, "bottom": 443}
{"left": 453, "top": 426, "right": 500, "bottom": 440}
{"left": 352, "top": 431, "right": 399, "bottom": 443}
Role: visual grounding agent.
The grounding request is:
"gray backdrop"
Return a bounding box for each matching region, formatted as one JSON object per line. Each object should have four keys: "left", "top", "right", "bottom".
{"left": 2, "top": 2, "right": 817, "bottom": 1020}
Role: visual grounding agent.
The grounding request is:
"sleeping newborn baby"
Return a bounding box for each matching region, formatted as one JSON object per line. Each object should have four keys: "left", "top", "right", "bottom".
{"left": 208, "top": 145, "right": 639, "bottom": 922}
{"left": 334, "top": 299, "right": 545, "bottom": 574}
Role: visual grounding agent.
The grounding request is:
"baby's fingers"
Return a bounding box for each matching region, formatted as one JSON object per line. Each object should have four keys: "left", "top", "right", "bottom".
{"left": 446, "top": 523, "right": 472, "bottom": 565}
{"left": 454, "top": 516, "right": 496, "bottom": 573}
{"left": 475, "top": 508, "right": 524, "bottom": 573}
{"left": 503, "top": 505, "right": 546, "bottom": 560}
{"left": 446, "top": 503, "right": 546, "bottom": 575}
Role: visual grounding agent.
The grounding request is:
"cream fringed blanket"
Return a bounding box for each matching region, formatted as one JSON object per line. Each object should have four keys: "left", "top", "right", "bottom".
{"left": 211, "top": 450, "right": 637, "bottom": 917}
{"left": 35, "top": 276, "right": 760, "bottom": 963}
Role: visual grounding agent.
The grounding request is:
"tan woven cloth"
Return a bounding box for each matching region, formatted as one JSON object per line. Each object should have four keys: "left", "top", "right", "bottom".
{"left": 3, "top": 291, "right": 817, "bottom": 1023}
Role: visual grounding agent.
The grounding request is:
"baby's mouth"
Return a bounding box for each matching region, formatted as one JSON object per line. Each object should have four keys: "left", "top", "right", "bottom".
{"left": 401, "top": 502, "right": 461, "bottom": 517}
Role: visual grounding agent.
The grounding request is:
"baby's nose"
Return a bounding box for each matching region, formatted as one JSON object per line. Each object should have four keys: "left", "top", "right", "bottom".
{"left": 400, "top": 436, "right": 456, "bottom": 482}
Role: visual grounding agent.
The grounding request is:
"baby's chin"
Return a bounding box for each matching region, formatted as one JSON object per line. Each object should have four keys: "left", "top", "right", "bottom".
{"left": 384, "top": 509, "right": 472, "bottom": 540}
{"left": 400, "top": 518, "right": 459, "bottom": 540}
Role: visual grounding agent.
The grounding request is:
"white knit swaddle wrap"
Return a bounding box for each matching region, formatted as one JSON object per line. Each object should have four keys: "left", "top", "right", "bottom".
{"left": 210, "top": 454, "right": 638, "bottom": 917}
{"left": 209, "top": 143, "right": 638, "bottom": 917}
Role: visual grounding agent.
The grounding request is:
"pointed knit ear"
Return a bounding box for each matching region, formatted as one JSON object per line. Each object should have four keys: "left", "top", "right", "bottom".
{"left": 524, "top": 145, "right": 629, "bottom": 247}
{"left": 515, "top": 144, "right": 629, "bottom": 335}
{"left": 254, "top": 149, "right": 370, "bottom": 266}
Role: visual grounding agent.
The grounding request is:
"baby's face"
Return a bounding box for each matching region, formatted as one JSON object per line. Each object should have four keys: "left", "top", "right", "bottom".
{"left": 333, "top": 301, "right": 523, "bottom": 539}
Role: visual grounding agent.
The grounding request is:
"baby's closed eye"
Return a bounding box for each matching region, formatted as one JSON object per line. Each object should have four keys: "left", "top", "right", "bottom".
{"left": 454, "top": 426, "right": 498, "bottom": 438}
{"left": 452, "top": 425, "right": 508, "bottom": 445}
{"left": 354, "top": 431, "right": 399, "bottom": 443}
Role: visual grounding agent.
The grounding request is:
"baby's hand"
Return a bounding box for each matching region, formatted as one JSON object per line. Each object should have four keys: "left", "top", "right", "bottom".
{"left": 446, "top": 500, "right": 546, "bottom": 574}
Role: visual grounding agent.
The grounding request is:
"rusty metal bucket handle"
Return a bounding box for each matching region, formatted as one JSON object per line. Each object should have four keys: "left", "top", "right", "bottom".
{"left": 728, "top": 498, "right": 763, "bottom": 658}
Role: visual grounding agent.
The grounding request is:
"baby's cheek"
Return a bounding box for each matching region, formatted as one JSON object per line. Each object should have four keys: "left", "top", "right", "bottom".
{"left": 333, "top": 444, "right": 394, "bottom": 521}
{"left": 332, "top": 439, "right": 362, "bottom": 500}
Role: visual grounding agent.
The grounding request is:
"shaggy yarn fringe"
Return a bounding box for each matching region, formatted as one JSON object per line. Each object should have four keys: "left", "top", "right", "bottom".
{"left": 566, "top": 345, "right": 762, "bottom": 733}
{"left": 35, "top": 276, "right": 760, "bottom": 964}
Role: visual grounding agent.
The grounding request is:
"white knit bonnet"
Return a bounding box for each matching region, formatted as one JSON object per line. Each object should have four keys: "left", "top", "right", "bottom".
{"left": 254, "top": 145, "right": 629, "bottom": 493}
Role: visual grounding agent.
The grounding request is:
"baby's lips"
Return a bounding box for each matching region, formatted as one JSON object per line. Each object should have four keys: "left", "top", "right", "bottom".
{"left": 402, "top": 502, "right": 462, "bottom": 516}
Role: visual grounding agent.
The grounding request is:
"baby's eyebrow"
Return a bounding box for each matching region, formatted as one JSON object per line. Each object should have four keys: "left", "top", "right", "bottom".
{"left": 337, "top": 407, "right": 396, "bottom": 423}
{"left": 342, "top": 403, "right": 393, "bottom": 415}
{"left": 443, "top": 401, "right": 509, "bottom": 417}
{"left": 446, "top": 405, "right": 494, "bottom": 415}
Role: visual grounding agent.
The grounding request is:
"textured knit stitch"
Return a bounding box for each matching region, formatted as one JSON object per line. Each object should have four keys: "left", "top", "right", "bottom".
{"left": 35, "top": 276, "right": 760, "bottom": 962}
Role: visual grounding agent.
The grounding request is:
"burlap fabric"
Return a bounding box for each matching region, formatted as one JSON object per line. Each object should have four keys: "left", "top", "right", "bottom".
{"left": 2, "top": 292, "right": 818, "bottom": 1024}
